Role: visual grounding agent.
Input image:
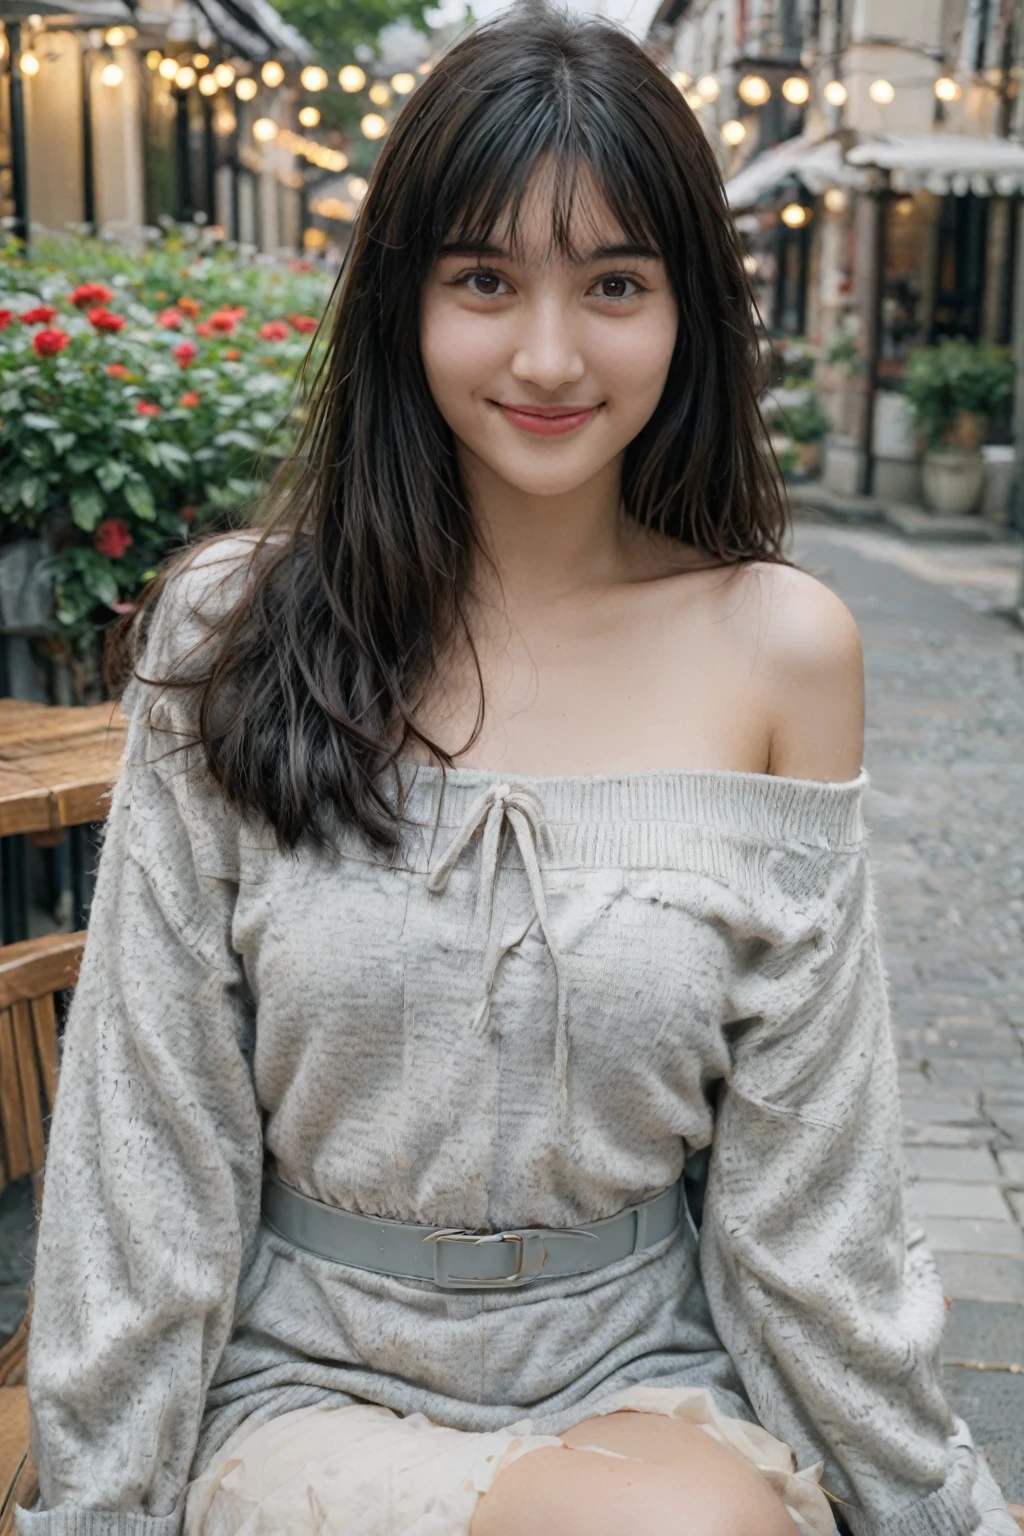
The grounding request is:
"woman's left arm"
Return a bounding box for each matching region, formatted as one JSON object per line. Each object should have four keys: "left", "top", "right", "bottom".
{"left": 700, "top": 572, "right": 1016, "bottom": 1536}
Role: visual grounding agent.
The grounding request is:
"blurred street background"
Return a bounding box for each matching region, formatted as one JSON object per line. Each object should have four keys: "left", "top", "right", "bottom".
{"left": 0, "top": 0, "right": 1023, "bottom": 1506}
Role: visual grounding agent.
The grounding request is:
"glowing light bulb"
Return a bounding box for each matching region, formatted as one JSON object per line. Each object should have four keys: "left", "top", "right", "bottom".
{"left": 175, "top": 65, "right": 197, "bottom": 89}
{"left": 261, "top": 59, "right": 284, "bottom": 87}
{"left": 720, "top": 119, "right": 746, "bottom": 145}
{"left": 868, "top": 78, "right": 895, "bottom": 104}
{"left": 737, "top": 74, "right": 770, "bottom": 106}
{"left": 781, "top": 76, "right": 809, "bottom": 104}
{"left": 192, "top": 53, "right": 209, "bottom": 68}
{"left": 158, "top": 56, "right": 179, "bottom": 79}
{"left": 104, "top": 26, "right": 128, "bottom": 46}
{"left": 300, "top": 65, "right": 328, "bottom": 91}
{"left": 339, "top": 64, "right": 365, "bottom": 91}
{"left": 252, "top": 116, "right": 278, "bottom": 141}
{"left": 671, "top": 70, "right": 691, "bottom": 91}
{"left": 298, "top": 105, "right": 320, "bottom": 126}
{"left": 146, "top": 49, "right": 162, "bottom": 69}
{"left": 235, "top": 77, "right": 258, "bottom": 100}
{"left": 934, "top": 76, "right": 961, "bottom": 102}
{"left": 695, "top": 73, "right": 719, "bottom": 102}
{"left": 214, "top": 63, "right": 235, "bottom": 88}
{"left": 100, "top": 61, "right": 123, "bottom": 85}
{"left": 19, "top": 53, "right": 40, "bottom": 76}
{"left": 823, "top": 188, "right": 848, "bottom": 212}
{"left": 368, "top": 81, "right": 391, "bottom": 105}
{"left": 391, "top": 71, "right": 415, "bottom": 94}
{"left": 780, "top": 202, "right": 810, "bottom": 228}
{"left": 198, "top": 73, "right": 217, "bottom": 95}
{"left": 360, "top": 112, "right": 387, "bottom": 139}
{"left": 823, "top": 79, "right": 847, "bottom": 106}
{"left": 348, "top": 175, "right": 368, "bottom": 199}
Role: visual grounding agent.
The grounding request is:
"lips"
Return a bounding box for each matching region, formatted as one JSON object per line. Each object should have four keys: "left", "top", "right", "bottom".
{"left": 492, "top": 402, "right": 601, "bottom": 437}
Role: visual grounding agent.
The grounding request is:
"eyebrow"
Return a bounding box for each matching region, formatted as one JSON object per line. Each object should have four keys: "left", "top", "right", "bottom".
{"left": 436, "top": 239, "right": 661, "bottom": 265}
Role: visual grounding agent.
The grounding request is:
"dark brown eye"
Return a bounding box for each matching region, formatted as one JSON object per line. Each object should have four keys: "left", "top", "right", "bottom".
{"left": 594, "top": 274, "right": 639, "bottom": 301}
{"left": 467, "top": 271, "right": 503, "bottom": 296}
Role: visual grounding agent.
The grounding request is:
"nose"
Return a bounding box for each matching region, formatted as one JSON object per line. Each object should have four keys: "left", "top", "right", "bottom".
{"left": 509, "top": 298, "right": 585, "bottom": 392}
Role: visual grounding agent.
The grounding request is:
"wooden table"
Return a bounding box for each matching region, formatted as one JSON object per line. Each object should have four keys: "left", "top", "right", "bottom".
{"left": 0, "top": 700, "right": 126, "bottom": 942}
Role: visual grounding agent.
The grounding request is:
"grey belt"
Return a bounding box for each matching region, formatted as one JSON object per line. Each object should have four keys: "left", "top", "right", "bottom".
{"left": 262, "top": 1170, "right": 684, "bottom": 1290}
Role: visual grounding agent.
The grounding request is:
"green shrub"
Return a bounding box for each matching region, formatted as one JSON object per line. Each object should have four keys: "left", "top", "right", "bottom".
{"left": 0, "top": 228, "right": 331, "bottom": 656}
{"left": 903, "top": 339, "right": 1014, "bottom": 448}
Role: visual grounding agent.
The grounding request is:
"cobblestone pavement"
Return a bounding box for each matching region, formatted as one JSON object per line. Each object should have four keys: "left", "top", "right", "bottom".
{"left": 794, "top": 519, "right": 1024, "bottom": 1498}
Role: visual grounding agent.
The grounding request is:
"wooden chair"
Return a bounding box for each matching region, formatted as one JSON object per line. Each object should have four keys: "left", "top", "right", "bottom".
{"left": 0, "top": 932, "right": 85, "bottom": 1535}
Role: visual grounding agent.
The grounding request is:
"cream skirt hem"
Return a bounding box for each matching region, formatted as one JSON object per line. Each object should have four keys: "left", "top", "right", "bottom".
{"left": 184, "top": 1385, "right": 837, "bottom": 1536}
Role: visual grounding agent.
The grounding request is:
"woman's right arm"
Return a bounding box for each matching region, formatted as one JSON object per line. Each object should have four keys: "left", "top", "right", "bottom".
{"left": 18, "top": 549, "right": 264, "bottom": 1536}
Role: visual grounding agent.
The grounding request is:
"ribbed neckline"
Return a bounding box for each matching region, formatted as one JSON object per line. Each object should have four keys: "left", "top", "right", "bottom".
{"left": 397, "top": 762, "right": 869, "bottom": 853}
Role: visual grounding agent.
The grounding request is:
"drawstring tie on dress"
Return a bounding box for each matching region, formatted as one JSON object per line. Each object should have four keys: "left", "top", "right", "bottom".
{"left": 427, "top": 782, "right": 570, "bottom": 1116}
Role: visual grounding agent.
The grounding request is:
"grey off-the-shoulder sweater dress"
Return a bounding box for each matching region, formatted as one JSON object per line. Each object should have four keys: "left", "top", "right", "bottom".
{"left": 18, "top": 539, "right": 1017, "bottom": 1536}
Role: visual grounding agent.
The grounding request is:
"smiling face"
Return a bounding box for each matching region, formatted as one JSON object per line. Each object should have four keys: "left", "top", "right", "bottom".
{"left": 419, "top": 164, "right": 679, "bottom": 502}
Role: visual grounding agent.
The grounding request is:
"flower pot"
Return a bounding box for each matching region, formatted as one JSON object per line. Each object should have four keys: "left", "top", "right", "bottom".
{"left": 921, "top": 449, "right": 985, "bottom": 516}
{"left": 944, "top": 410, "right": 988, "bottom": 452}
{"left": 794, "top": 441, "right": 822, "bottom": 477}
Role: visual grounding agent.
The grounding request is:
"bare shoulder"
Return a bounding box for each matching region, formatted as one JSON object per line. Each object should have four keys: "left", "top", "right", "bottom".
{"left": 727, "top": 561, "right": 865, "bottom": 782}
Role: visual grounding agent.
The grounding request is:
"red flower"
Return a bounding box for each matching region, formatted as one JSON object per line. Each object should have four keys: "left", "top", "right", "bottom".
{"left": 158, "top": 308, "right": 185, "bottom": 330}
{"left": 0, "top": 310, "right": 12, "bottom": 331}
{"left": 287, "top": 314, "right": 318, "bottom": 334}
{"left": 259, "top": 320, "right": 290, "bottom": 341}
{"left": 70, "top": 282, "right": 114, "bottom": 308}
{"left": 33, "top": 328, "right": 70, "bottom": 357}
{"left": 180, "top": 505, "right": 196, "bottom": 523}
{"left": 135, "top": 400, "right": 161, "bottom": 418}
{"left": 176, "top": 296, "right": 202, "bottom": 318}
{"left": 94, "top": 519, "right": 133, "bottom": 559}
{"left": 105, "top": 362, "right": 130, "bottom": 379}
{"left": 195, "top": 321, "right": 214, "bottom": 338}
{"left": 21, "top": 305, "right": 59, "bottom": 325}
{"left": 288, "top": 260, "right": 314, "bottom": 273}
{"left": 224, "top": 347, "right": 241, "bottom": 361}
{"left": 179, "top": 391, "right": 201, "bottom": 407}
{"left": 207, "top": 309, "right": 238, "bottom": 335}
{"left": 172, "top": 341, "right": 198, "bottom": 368}
{"left": 88, "top": 306, "right": 126, "bottom": 332}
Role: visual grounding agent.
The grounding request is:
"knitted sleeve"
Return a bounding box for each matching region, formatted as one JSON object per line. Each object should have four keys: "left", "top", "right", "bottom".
{"left": 18, "top": 542, "right": 264, "bottom": 1536}
{"left": 700, "top": 841, "right": 1016, "bottom": 1536}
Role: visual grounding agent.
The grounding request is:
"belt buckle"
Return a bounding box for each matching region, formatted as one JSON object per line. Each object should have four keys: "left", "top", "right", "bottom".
{"left": 424, "top": 1229, "right": 545, "bottom": 1288}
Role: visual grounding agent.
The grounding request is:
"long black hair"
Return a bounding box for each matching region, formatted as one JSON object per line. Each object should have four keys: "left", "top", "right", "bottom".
{"left": 116, "top": 2, "right": 789, "bottom": 852}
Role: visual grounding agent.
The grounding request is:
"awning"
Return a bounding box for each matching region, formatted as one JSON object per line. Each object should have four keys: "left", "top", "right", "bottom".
{"left": 724, "top": 134, "right": 865, "bottom": 208}
{"left": 846, "top": 132, "right": 1024, "bottom": 196}
{"left": 725, "top": 129, "right": 1024, "bottom": 208}
{"left": 193, "top": 0, "right": 313, "bottom": 60}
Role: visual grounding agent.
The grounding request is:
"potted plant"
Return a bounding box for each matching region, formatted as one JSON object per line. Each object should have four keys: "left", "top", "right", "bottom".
{"left": 903, "top": 340, "right": 1014, "bottom": 515}
{"left": 782, "top": 398, "right": 829, "bottom": 478}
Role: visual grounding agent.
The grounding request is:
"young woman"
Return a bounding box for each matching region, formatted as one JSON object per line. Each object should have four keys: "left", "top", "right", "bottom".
{"left": 20, "top": 8, "right": 1016, "bottom": 1536}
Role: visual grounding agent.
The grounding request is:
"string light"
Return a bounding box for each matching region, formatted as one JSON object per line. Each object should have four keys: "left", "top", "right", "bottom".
{"left": 391, "top": 71, "right": 415, "bottom": 93}
{"left": 216, "top": 108, "right": 236, "bottom": 134}
{"left": 695, "top": 74, "right": 719, "bottom": 102}
{"left": 339, "top": 64, "right": 365, "bottom": 92}
{"left": 100, "top": 62, "right": 123, "bottom": 85}
{"left": 720, "top": 119, "right": 746, "bottom": 145}
{"left": 869, "top": 78, "right": 895, "bottom": 104}
{"left": 275, "top": 127, "right": 348, "bottom": 170}
{"left": 175, "top": 65, "right": 197, "bottom": 89}
{"left": 214, "top": 63, "right": 235, "bottom": 88}
{"left": 823, "top": 79, "right": 847, "bottom": 106}
{"left": 146, "top": 50, "right": 162, "bottom": 69}
{"left": 781, "top": 76, "right": 809, "bottom": 104}
{"left": 684, "top": 90, "right": 703, "bottom": 110}
{"left": 261, "top": 59, "right": 284, "bottom": 87}
{"left": 671, "top": 70, "right": 691, "bottom": 91}
{"left": 361, "top": 112, "right": 387, "bottom": 139}
{"left": 349, "top": 176, "right": 368, "bottom": 199}
{"left": 235, "top": 77, "right": 258, "bottom": 100}
{"left": 19, "top": 52, "right": 40, "bottom": 75}
{"left": 368, "top": 81, "right": 391, "bottom": 105}
{"left": 158, "top": 56, "right": 179, "bottom": 79}
{"left": 780, "top": 203, "right": 810, "bottom": 228}
{"left": 199, "top": 73, "right": 218, "bottom": 95}
{"left": 737, "top": 74, "right": 770, "bottom": 106}
{"left": 823, "top": 188, "right": 848, "bottom": 212}
{"left": 935, "top": 77, "right": 961, "bottom": 101}
{"left": 298, "top": 105, "right": 320, "bottom": 126}
{"left": 104, "top": 26, "right": 128, "bottom": 46}
{"left": 192, "top": 53, "right": 209, "bottom": 68}
{"left": 300, "top": 65, "right": 328, "bottom": 90}
{"left": 252, "top": 116, "right": 278, "bottom": 141}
